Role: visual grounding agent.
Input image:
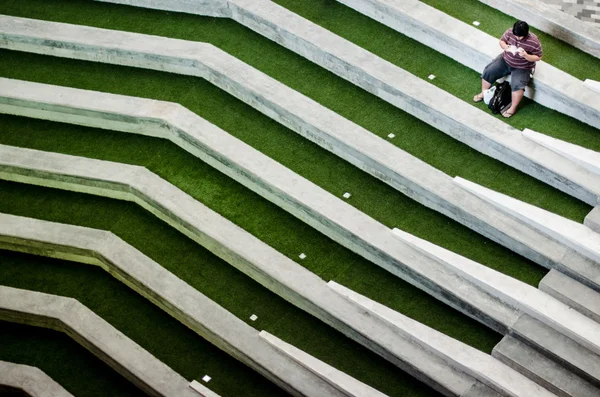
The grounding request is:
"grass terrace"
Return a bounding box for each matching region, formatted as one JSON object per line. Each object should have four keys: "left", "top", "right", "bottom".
{"left": 0, "top": 0, "right": 597, "bottom": 396}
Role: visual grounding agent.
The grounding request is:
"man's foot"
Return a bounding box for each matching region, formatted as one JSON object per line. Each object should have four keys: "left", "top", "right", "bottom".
{"left": 502, "top": 109, "right": 515, "bottom": 118}
{"left": 473, "top": 93, "right": 484, "bottom": 103}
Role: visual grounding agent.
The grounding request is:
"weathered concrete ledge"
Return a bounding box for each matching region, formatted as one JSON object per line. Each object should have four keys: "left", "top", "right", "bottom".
{"left": 258, "top": 331, "right": 389, "bottom": 397}
{"left": 456, "top": 177, "right": 600, "bottom": 291}
{"left": 0, "top": 360, "right": 74, "bottom": 397}
{"left": 189, "top": 381, "right": 222, "bottom": 397}
{"left": 0, "top": 286, "right": 199, "bottom": 397}
{"left": 96, "top": 0, "right": 229, "bottom": 17}
{"left": 328, "top": 282, "right": 557, "bottom": 397}
{"left": 585, "top": 207, "right": 600, "bottom": 234}
{"left": 523, "top": 129, "right": 600, "bottom": 176}
{"left": 335, "top": 0, "right": 600, "bottom": 130}
{"left": 492, "top": 336, "right": 600, "bottom": 397}
{"left": 475, "top": 0, "right": 600, "bottom": 59}
{"left": 390, "top": 228, "right": 600, "bottom": 370}
{"left": 1, "top": 15, "right": 599, "bottom": 208}
{"left": 540, "top": 269, "right": 600, "bottom": 324}
{"left": 585, "top": 80, "right": 600, "bottom": 94}
{"left": 0, "top": 148, "right": 546, "bottom": 397}
{"left": 2, "top": 78, "right": 598, "bottom": 295}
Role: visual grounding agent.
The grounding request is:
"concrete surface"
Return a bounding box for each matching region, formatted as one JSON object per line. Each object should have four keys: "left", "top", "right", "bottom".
{"left": 585, "top": 206, "right": 600, "bottom": 233}
{"left": 455, "top": 176, "right": 600, "bottom": 291}
{"left": 493, "top": 336, "right": 600, "bottom": 397}
{"left": 0, "top": 361, "right": 75, "bottom": 397}
{"left": 0, "top": 286, "right": 199, "bottom": 397}
{"left": 540, "top": 269, "right": 600, "bottom": 324}
{"left": 0, "top": 215, "right": 349, "bottom": 397}
{"left": 259, "top": 331, "right": 390, "bottom": 397}
{"left": 523, "top": 129, "right": 600, "bottom": 176}
{"left": 1, "top": 15, "right": 599, "bottom": 208}
{"left": 328, "top": 281, "right": 558, "bottom": 397}
{"left": 509, "top": 315, "right": 600, "bottom": 387}
{"left": 335, "top": 0, "right": 600, "bottom": 129}
{"left": 0, "top": 148, "right": 527, "bottom": 397}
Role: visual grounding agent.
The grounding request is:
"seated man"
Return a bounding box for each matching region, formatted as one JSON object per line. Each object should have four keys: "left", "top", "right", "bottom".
{"left": 473, "top": 21, "right": 543, "bottom": 118}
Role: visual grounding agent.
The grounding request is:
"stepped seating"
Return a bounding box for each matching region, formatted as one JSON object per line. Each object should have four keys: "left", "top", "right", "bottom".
{"left": 475, "top": 0, "right": 600, "bottom": 58}
{"left": 2, "top": 76, "right": 599, "bottom": 292}
{"left": 585, "top": 207, "right": 600, "bottom": 233}
{"left": 0, "top": 286, "right": 201, "bottom": 397}
{"left": 1, "top": 15, "right": 599, "bottom": 208}
{"left": 0, "top": 213, "right": 381, "bottom": 397}
{"left": 0, "top": 144, "right": 597, "bottom": 396}
{"left": 0, "top": 214, "right": 549, "bottom": 397}
{"left": 540, "top": 269, "right": 600, "bottom": 324}
{"left": 334, "top": 0, "right": 600, "bottom": 130}
{"left": 0, "top": 360, "right": 75, "bottom": 397}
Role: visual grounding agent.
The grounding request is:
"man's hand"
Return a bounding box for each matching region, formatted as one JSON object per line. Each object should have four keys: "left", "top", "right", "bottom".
{"left": 517, "top": 48, "right": 526, "bottom": 57}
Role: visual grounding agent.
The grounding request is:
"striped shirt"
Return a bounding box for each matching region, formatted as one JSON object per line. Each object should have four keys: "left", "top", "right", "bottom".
{"left": 501, "top": 29, "right": 542, "bottom": 70}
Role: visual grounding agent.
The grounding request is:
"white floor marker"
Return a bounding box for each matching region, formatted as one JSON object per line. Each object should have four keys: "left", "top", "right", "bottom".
{"left": 387, "top": 133, "right": 395, "bottom": 139}
{"left": 299, "top": 253, "right": 307, "bottom": 259}
{"left": 250, "top": 314, "right": 258, "bottom": 321}
{"left": 473, "top": 21, "right": 480, "bottom": 26}
{"left": 343, "top": 192, "right": 352, "bottom": 199}
{"left": 202, "top": 375, "right": 211, "bottom": 383}
{"left": 428, "top": 74, "right": 435, "bottom": 80}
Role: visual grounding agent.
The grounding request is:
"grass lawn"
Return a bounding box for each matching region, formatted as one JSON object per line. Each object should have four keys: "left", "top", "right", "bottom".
{"left": 0, "top": 0, "right": 596, "bottom": 396}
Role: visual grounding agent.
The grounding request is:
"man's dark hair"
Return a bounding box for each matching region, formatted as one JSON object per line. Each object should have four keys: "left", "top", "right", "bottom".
{"left": 512, "top": 21, "right": 529, "bottom": 37}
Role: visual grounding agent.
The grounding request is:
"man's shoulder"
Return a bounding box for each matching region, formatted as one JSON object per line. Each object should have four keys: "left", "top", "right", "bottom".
{"left": 528, "top": 32, "right": 541, "bottom": 44}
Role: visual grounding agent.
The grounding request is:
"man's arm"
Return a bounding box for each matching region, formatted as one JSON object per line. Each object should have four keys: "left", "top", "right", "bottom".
{"left": 518, "top": 48, "right": 542, "bottom": 62}
{"left": 499, "top": 40, "right": 509, "bottom": 50}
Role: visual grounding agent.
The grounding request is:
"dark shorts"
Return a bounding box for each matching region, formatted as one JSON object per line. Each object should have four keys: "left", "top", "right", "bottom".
{"left": 481, "top": 55, "right": 532, "bottom": 92}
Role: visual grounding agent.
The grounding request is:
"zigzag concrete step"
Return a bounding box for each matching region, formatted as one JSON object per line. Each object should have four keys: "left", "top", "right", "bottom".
{"left": 0, "top": 148, "right": 544, "bottom": 397}
{"left": 0, "top": 286, "right": 200, "bottom": 397}
{"left": 2, "top": 15, "right": 600, "bottom": 208}
{"left": 492, "top": 336, "right": 600, "bottom": 397}
{"left": 539, "top": 269, "right": 600, "bottom": 324}
{"left": 585, "top": 79, "right": 600, "bottom": 94}
{"left": 258, "top": 331, "right": 390, "bottom": 397}
{"left": 0, "top": 215, "right": 370, "bottom": 397}
{"left": 97, "top": 0, "right": 229, "bottom": 17}
{"left": 475, "top": 0, "right": 600, "bottom": 58}
{"left": 328, "top": 281, "right": 557, "bottom": 397}
{"left": 390, "top": 228, "right": 600, "bottom": 363}
{"left": 522, "top": 129, "right": 600, "bottom": 176}
{"left": 585, "top": 207, "right": 600, "bottom": 233}
{"left": 508, "top": 315, "right": 600, "bottom": 387}
{"left": 455, "top": 177, "right": 600, "bottom": 291}
{"left": 335, "top": 0, "right": 600, "bottom": 130}
{"left": 1, "top": 81, "right": 598, "bottom": 329}
{"left": 0, "top": 360, "right": 74, "bottom": 397}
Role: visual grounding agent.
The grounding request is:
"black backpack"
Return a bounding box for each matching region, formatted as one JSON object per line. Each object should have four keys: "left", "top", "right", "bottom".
{"left": 488, "top": 81, "right": 512, "bottom": 114}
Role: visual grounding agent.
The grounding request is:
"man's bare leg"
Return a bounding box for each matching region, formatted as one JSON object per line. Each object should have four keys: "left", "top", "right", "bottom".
{"left": 502, "top": 89, "right": 524, "bottom": 117}
{"left": 474, "top": 79, "right": 492, "bottom": 101}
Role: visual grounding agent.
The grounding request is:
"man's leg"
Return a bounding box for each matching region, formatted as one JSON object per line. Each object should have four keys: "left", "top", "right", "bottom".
{"left": 502, "top": 68, "right": 530, "bottom": 117}
{"left": 503, "top": 89, "right": 524, "bottom": 116}
{"left": 476, "top": 55, "right": 510, "bottom": 102}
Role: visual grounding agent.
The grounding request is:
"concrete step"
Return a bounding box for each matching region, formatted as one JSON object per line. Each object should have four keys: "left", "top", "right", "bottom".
{"left": 0, "top": 286, "right": 201, "bottom": 397}
{"left": 3, "top": 81, "right": 600, "bottom": 356}
{"left": 456, "top": 176, "right": 600, "bottom": 292}
{"left": 0, "top": 360, "right": 75, "bottom": 397}
{"left": 585, "top": 207, "right": 600, "bottom": 234}
{"left": 493, "top": 336, "right": 600, "bottom": 397}
{"left": 539, "top": 270, "right": 600, "bottom": 324}
{"left": 0, "top": 150, "right": 511, "bottom": 396}
{"left": 509, "top": 315, "right": 600, "bottom": 388}
{"left": 329, "top": 281, "right": 559, "bottom": 397}
{"left": 1, "top": 14, "right": 599, "bottom": 209}
{"left": 475, "top": 0, "right": 600, "bottom": 59}
{"left": 335, "top": 0, "right": 600, "bottom": 129}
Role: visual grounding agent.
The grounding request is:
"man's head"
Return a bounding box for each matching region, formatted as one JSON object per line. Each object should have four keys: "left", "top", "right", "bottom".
{"left": 512, "top": 21, "right": 529, "bottom": 39}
